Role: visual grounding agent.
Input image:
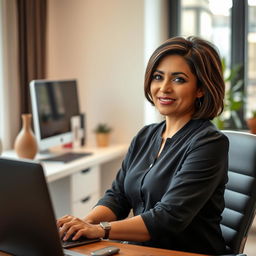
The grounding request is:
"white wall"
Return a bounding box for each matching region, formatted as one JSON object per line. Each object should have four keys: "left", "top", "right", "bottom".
{"left": 47, "top": 0, "right": 145, "bottom": 146}
{"left": 0, "top": 0, "right": 19, "bottom": 150}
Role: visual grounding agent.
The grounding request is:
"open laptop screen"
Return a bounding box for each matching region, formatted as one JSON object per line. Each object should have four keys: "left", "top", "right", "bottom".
{"left": 0, "top": 158, "right": 65, "bottom": 256}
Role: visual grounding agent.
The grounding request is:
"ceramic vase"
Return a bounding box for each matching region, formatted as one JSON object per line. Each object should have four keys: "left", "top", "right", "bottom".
{"left": 14, "top": 114, "right": 38, "bottom": 159}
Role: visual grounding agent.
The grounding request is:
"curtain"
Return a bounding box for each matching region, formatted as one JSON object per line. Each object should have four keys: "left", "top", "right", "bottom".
{"left": 16, "top": 0, "right": 47, "bottom": 115}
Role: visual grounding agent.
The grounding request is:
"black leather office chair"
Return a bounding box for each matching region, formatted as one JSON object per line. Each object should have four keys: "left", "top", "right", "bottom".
{"left": 220, "top": 130, "right": 256, "bottom": 254}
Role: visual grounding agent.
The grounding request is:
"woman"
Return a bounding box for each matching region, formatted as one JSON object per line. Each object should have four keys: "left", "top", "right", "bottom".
{"left": 57, "top": 36, "right": 229, "bottom": 254}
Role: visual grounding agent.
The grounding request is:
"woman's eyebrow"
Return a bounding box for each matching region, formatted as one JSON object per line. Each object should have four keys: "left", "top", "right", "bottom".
{"left": 171, "top": 72, "right": 189, "bottom": 78}
{"left": 155, "top": 70, "right": 189, "bottom": 78}
{"left": 154, "top": 70, "right": 164, "bottom": 74}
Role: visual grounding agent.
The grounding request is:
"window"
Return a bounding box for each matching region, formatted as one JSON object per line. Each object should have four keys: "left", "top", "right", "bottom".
{"left": 180, "top": 0, "right": 256, "bottom": 129}
{"left": 181, "top": 0, "right": 231, "bottom": 65}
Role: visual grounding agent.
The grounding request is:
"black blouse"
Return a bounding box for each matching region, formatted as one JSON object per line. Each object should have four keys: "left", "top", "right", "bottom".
{"left": 96, "top": 119, "right": 229, "bottom": 254}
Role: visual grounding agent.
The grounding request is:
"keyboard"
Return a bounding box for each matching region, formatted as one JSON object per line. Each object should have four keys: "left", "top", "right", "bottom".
{"left": 42, "top": 152, "right": 92, "bottom": 163}
{"left": 62, "top": 236, "right": 100, "bottom": 249}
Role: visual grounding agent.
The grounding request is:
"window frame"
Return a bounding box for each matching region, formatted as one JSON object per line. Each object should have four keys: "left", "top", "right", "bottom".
{"left": 230, "top": 0, "right": 248, "bottom": 129}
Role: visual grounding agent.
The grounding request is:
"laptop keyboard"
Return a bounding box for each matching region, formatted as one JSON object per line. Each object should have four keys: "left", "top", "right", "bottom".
{"left": 42, "top": 152, "right": 92, "bottom": 163}
{"left": 62, "top": 236, "right": 100, "bottom": 255}
{"left": 62, "top": 236, "right": 100, "bottom": 249}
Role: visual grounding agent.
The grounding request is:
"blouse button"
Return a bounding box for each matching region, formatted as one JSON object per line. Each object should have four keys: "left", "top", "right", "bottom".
{"left": 149, "top": 163, "right": 153, "bottom": 168}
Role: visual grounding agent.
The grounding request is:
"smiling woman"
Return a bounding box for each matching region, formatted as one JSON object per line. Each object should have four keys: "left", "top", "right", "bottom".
{"left": 149, "top": 54, "right": 203, "bottom": 146}
{"left": 144, "top": 36, "right": 225, "bottom": 122}
{"left": 150, "top": 55, "right": 202, "bottom": 119}
{"left": 57, "top": 36, "right": 229, "bottom": 255}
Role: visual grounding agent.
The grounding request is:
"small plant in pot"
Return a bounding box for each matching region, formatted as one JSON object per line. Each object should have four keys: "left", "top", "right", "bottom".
{"left": 246, "top": 110, "right": 256, "bottom": 134}
{"left": 94, "top": 123, "right": 112, "bottom": 147}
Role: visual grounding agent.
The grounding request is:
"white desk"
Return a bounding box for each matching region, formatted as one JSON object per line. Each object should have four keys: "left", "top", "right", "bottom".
{"left": 39, "top": 144, "right": 128, "bottom": 182}
{"left": 3, "top": 144, "right": 128, "bottom": 218}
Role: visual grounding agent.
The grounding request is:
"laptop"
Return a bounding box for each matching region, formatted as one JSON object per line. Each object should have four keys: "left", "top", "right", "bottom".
{"left": 0, "top": 157, "right": 99, "bottom": 256}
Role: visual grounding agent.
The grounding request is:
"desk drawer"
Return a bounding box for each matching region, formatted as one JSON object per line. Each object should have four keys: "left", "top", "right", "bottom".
{"left": 71, "top": 166, "right": 100, "bottom": 202}
{"left": 72, "top": 192, "right": 100, "bottom": 218}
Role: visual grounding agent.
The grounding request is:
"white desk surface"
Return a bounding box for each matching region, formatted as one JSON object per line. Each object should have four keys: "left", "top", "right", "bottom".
{"left": 2, "top": 144, "right": 128, "bottom": 183}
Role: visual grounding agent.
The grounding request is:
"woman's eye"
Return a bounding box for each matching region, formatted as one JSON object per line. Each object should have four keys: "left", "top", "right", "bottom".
{"left": 173, "top": 77, "right": 186, "bottom": 83}
{"left": 152, "top": 74, "right": 162, "bottom": 80}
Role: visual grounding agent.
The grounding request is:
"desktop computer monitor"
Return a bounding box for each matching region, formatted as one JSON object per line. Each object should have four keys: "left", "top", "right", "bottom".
{"left": 30, "top": 79, "right": 80, "bottom": 153}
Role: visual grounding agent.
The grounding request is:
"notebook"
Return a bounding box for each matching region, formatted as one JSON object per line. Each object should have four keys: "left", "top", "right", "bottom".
{"left": 0, "top": 157, "right": 99, "bottom": 256}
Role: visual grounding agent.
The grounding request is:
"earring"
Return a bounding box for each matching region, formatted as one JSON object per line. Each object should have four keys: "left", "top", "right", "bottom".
{"left": 196, "top": 97, "right": 203, "bottom": 109}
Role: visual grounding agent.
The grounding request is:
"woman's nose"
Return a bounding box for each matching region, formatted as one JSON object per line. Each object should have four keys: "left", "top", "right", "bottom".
{"left": 160, "top": 80, "right": 172, "bottom": 93}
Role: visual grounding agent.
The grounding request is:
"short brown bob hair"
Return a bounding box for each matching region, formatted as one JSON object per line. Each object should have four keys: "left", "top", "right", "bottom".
{"left": 144, "top": 36, "right": 225, "bottom": 120}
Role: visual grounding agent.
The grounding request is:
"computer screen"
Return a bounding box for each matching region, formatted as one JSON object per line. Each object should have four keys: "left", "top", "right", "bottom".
{"left": 30, "top": 79, "right": 80, "bottom": 152}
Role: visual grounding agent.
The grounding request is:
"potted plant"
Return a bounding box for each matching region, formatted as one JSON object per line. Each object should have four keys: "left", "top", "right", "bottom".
{"left": 94, "top": 123, "right": 112, "bottom": 147}
{"left": 246, "top": 110, "right": 256, "bottom": 134}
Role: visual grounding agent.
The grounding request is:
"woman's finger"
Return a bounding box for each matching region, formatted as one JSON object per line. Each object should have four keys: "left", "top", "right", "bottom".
{"left": 57, "top": 215, "right": 74, "bottom": 228}
{"left": 59, "top": 220, "right": 74, "bottom": 238}
{"left": 63, "top": 224, "right": 85, "bottom": 241}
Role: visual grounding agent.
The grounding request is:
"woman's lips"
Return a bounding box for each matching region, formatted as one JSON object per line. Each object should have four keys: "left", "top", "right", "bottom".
{"left": 158, "top": 97, "right": 176, "bottom": 105}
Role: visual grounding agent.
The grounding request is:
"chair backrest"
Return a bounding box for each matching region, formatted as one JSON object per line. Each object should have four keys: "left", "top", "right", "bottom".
{"left": 221, "top": 130, "right": 256, "bottom": 254}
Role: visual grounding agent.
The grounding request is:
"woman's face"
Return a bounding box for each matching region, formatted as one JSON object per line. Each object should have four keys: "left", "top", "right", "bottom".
{"left": 150, "top": 54, "right": 203, "bottom": 120}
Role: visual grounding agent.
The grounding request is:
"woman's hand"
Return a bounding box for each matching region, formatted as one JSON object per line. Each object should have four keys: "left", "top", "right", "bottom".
{"left": 57, "top": 215, "right": 104, "bottom": 241}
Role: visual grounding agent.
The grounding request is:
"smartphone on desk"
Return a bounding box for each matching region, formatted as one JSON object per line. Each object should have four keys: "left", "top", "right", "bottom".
{"left": 90, "top": 246, "right": 120, "bottom": 256}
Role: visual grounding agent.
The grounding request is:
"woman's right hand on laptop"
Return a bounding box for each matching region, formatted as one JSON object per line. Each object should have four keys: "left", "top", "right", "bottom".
{"left": 57, "top": 215, "right": 104, "bottom": 241}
